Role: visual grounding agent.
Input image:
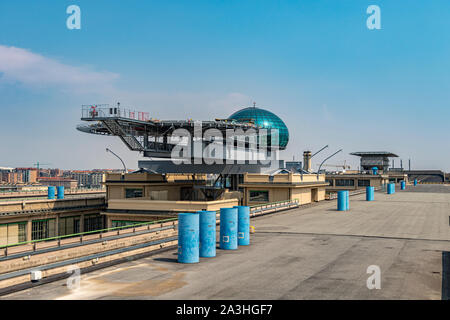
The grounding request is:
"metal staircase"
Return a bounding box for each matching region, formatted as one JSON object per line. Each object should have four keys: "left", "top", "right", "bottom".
{"left": 102, "top": 119, "right": 144, "bottom": 151}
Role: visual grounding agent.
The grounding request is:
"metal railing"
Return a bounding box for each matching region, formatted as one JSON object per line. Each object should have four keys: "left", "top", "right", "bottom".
{"left": 249, "top": 199, "right": 299, "bottom": 214}
{"left": 326, "top": 186, "right": 382, "bottom": 200}
{"left": 416, "top": 181, "right": 449, "bottom": 185}
{"left": 0, "top": 187, "right": 105, "bottom": 195}
{"left": 81, "top": 105, "right": 149, "bottom": 121}
{"left": 0, "top": 217, "right": 178, "bottom": 255}
{"left": 0, "top": 195, "right": 106, "bottom": 204}
{"left": 0, "top": 200, "right": 299, "bottom": 252}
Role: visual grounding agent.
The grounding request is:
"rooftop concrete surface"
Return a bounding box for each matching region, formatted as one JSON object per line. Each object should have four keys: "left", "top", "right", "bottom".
{"left": 3, "top": 184, "right": 450, "bottom": 300}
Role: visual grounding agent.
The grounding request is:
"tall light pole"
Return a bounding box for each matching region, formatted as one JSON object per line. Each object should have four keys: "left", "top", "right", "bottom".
{"left": 311, "top": 145, "right": 329, "bottom": 158}
{"left": 106, "top": 148, "right": 127, "bottom": 173}
{"left": 317, "top": 149, "right": 343, "bottom": 179}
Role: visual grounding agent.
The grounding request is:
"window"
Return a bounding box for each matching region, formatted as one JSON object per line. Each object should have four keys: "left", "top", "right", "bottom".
{"left": 249, "top": 190, "right": 269, "bottom": 202}
{"left": 335, "top": 179, "right": 355, "bottom": 187}
{"left": 112, "top": 220, "right": 145, "bottom": 228}
{"left": 180, "top": 187, "right": 192, "bottom": 200}
{"left": 58, "top": 216, "right": 80, "bottom": 236}
{"left": 32, "top": 219, "right": 56, "bottom": 241}
{"left": 325, "top": 179, "right": 334, "bottom": 186}
{"left": 125, "top": 188, "right": 143, "bottom": 198}
{"left": 0, "top": 222, "right": 27, "bottom": 246}
{"left": 358, "top": 179, "right": 370, "bottom": 187}
{"left": 84, "top": 214, "right": 104, "bottom": 232}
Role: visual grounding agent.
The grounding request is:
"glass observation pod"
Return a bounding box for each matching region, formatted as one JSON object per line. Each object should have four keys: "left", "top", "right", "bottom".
{"left": 228, "top": 106, "right": 289, "bottom": 149}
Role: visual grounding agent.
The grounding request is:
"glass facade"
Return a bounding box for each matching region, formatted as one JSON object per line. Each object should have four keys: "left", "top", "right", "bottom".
{"left": 58, "top": 216, "right": 80, "bottom": 236}
{"left": 32, "top": 219, "right": 56, "bottom": 240}
{"left": 358, "top": 179, "right": 371, "bottom": 187}
{"left": 125, "top": 188, "right": 143, "bottom": 198}
{"left": 228, "top": 107, "right": 289, "bottom": 148}
{"left": 0, "top": 222, "right": 27, "bottom": 246}
{"left": 335, "top": 179, "right": 355, "bottom": 187}
{"left": 84, "top": 214, "right": 105, "bottom": 232}
{"left": 249, "top": 190, "right": 269, "bottom": 202}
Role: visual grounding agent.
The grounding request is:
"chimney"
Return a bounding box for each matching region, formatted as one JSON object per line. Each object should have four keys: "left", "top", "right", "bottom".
{"left": 303, "top": 151, "right": 312, "bottom": 172}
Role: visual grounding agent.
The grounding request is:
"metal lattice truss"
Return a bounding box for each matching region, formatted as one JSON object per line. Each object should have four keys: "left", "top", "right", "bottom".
{"left": 77, "top": 105, "right": 283, "bottom": 160}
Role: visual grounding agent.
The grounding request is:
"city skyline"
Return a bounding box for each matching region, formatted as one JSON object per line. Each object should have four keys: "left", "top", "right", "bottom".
{"left": 1, "top": 1, "right": 449, "bottom": 170}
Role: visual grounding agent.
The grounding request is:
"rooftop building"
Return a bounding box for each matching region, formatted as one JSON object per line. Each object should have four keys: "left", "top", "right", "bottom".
{"left": 38, "top": 177, "right": 78, "bottom": 189}
{"left": 350, "top": 151, "right": 398, "bottom": 172}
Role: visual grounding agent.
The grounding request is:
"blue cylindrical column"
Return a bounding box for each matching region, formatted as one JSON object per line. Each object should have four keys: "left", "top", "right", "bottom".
{"left": 372, "top": 167, "right": 378, "bottom": 175}
{"left": 345, "top": 190, "right": 349, "bottom": 210}
{"left": 387, "top": 183, "right": 395, "bottom": 194}
{"left": 198, "top": 210, "right": 216, "bottom": 258}
{"left": 414, "top": 179, "right": 417, "bottom": 186}
{"left": 337, "top": 191, "right": 346, "bottom": 211}
{"left": 47, "top": 186, "right": 56, "bottom": 199}
{"left": 57, "top": 186, "right": 65, "bottom": 199}
{"left": 401, "top": 181, "right": 406, "bottom": 190}
{"left": 220, "top": 207, "right": 238, "bottom": 250}
{"left": 235, "top": 206, "right": 250, "bottom": 246}
{"left": 366, "top": 186, "right": 374, "bottom": 201}
{"left": 178, "top": 212, "right": 199, "bottom": 263}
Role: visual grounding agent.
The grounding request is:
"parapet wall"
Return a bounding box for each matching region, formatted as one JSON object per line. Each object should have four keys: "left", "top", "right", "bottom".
{"left": 107, "top": 198, "right": 239, "bottom": 213}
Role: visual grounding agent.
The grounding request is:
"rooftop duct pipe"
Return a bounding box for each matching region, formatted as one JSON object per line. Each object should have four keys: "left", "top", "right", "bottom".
{"left": 303, "top": 151, "right": 312, "bottom": 172}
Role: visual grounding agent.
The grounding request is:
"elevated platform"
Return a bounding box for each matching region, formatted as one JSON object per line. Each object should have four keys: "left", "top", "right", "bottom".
{"left": 137, "top": 159, "right": 282, "bottom": 174}
{"left": 77, "top": 104, "right": 283, "bottom": 162}
{"left": 350, "top": 151, "right": 399, "bottom": 172}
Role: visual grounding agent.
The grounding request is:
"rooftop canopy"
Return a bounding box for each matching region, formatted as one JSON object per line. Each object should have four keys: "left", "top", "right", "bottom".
{"left": 350, "top": 152, "right": 398, "bottom": 157}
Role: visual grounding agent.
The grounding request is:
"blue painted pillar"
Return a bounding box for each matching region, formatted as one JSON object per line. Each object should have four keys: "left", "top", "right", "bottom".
{"left": 220, "top": 207, "right": 238, "bottom": 250}
{"left": 387, "top": 183, "right": 395, "bottom": 194}
{"left": 57, "top": 186, "right": 65, "bottom": 199}
{"left": 178, "top": 212, "right": 200, "bottom": 263}
{"left": 235, "top": 206, "right": 250, "bottom": 246}
{"left": 47, "top": 186, "right": 56, "bottom": 199}
{"left": 366, "top": 186, "right": 374, "bottom": 201}
{"left": 198, "top": 210, "right": 216, "bottom": 258}
{"left": 337, "top": 191, "right": 346, "bottom": 211}
{"left": 414, "top": 179, "right": 417, "bottom": 186}
{"left": 345, "top": 190, "right": 350, "bottom": 210}
{"left": 400, "top": 181, "right": 406, "bottom": 190}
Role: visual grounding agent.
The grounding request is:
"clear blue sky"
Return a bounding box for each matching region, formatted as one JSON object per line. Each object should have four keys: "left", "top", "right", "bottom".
{"left": 0, "top": 0, "right": 449, "bottom": 170}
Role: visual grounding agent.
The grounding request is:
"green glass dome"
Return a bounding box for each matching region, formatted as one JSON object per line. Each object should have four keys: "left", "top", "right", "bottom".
{"left": 228, "top": 107, "right": 289, "bottom": 149}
